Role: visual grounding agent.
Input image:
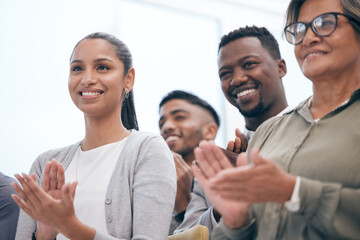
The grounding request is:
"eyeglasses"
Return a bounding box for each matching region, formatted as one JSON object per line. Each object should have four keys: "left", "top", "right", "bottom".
{"left": 284, "top": 12, "right": 352, "bottom": 45}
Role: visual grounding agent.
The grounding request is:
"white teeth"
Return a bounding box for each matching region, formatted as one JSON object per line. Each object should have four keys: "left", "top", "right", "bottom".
{"left": 166, "top": 136, "right": 179, "bottom": 143}
{"left": 237, "top": 89, "right": 255, "bottom": 97}
{"left": 307, "top": 52, "right": 324, "bottom": 57}
{"left": 82, "top": 92, "right": 100, "bottom": 96}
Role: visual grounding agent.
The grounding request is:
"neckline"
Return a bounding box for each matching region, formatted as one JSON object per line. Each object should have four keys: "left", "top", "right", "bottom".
{"left": 80, "top": 128, "right": 130, "bottom": 152}
{"left": 308, "top": 96, "right": 350, "bottom": 122}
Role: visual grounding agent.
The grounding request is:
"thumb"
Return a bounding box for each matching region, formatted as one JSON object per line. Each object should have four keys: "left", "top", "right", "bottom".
{"left": 226, "top": 140, "right": 235, "bottom": 152}
{"left": 235, "top": 128, "right": 241, "bottom": 137}
{"left": 236, "top": 152, "right": 248, "bottom": 167}
{"left": 70, "top": 182, "right": 78, "bottom": 198}
{"left": 191, "top": 164, "right": 207, "bottom": 188}
{"left": 31, "top": 173, "right": 37, "bottom": 181}
{"left": 62, "top": 183, "right": 74, "bottom": 203}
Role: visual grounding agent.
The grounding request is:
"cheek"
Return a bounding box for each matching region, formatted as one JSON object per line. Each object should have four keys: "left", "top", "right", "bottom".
{"left": 294, "top": 46, "right": 303, "bottom": 66}
{"left": 68, "top": 77, "right": 79, "bottom": 100}
{"left": 68, "top": 78, "right": 73, "bottom": 94}
{"left": 221, "top": 81, "right": 229, "bottom": 94}
{"left": 183, "top": 124, "right": 202, "bottom": 137}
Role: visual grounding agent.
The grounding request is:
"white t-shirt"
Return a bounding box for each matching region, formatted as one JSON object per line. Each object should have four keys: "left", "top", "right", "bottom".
{"left": 57, "top": 138, "right": 127, "bottom": 239}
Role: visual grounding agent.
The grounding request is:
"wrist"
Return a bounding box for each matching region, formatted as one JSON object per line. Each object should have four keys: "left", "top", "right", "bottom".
{"left": 174, "top": 196, "right": 190, "bottom": 213}
{"left": 35, "top": 226, "right": 57, "bottom": 240}
{"left": 61, "top": 216, "right": 95, "bottom": 240}
{"left": 279, "top": 174, "right": 297, "bottom": 203}
{"left": 222, "top": 205, "right": 250, "bottom": 229}
{"left": 223, "top": 214, "right": 249, "bottom": 229}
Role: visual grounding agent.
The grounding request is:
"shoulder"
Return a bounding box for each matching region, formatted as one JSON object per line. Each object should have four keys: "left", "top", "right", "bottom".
{"left": 127, "top": 130, "right": 163, "bottom": 141}
{"left": 0, "top": 172, "right": 16, "bottom": 185}
{"left": 126, "top": 130, "right": 169, "bottom": 151}
{"left": 30, "top": 142, "right": 80, "bottom": 177}
{"left": 0, "top": 173, "right": 17, "bottom": 195}
{"left": 36, "top": 142, "right": 80, "bottom": 163}
{"left": 124, "top": 130, "right": 174, "bottom": 166}
{"left": 249, "top": 100, "right": 308, "bottom": 149}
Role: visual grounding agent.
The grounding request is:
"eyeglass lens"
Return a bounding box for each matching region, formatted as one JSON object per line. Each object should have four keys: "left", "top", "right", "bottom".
{"left": 285, "top": 13, "right": 337, "bottom": 44}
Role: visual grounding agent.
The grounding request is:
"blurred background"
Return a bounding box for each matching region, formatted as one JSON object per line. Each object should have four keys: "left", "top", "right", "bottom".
{"left": 0, "top": 0, "right": 312, "bottom": 177}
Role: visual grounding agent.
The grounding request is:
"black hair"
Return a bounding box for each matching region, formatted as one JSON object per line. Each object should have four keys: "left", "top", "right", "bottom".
{"left": 218, "top": 25, "right": 281, "bottom": 60}
{"left": 71, "top": 32, "right": 139, "bottom": 130}
{"left": 159, "top": 90, "right": 220, "bottom": 127}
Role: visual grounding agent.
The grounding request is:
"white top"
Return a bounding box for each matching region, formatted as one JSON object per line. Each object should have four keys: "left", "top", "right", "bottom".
{"left": 57, "top": 138, "right": 128, "bottom": 239}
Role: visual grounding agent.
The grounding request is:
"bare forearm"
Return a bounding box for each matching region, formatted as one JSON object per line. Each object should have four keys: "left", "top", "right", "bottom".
{"left": 35, "top": 226, "right": 57, "bottom": 240}
{"left": 222, "top": 209, "right": 249, "bottom": 229}
{"left": 59, "top": 216, "right": 96, "bottom": 240}
{"left": 174, "top": 195, "right": 190, "bottom": 213}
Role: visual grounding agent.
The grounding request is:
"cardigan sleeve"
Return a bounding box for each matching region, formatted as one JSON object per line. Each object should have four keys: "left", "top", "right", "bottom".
{"left": 130, "top": 135, "right": 176, "bottom": 239}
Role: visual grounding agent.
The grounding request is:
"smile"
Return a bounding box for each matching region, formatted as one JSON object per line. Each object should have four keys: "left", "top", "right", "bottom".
{"left": 81, "top": 92, "right": 101, "bottom": 96}
{"left": 237, "top": 89, "right": 256, "bottom": 98}
{"left": 79, "top": 89, "right": 104, "bottom": 96}
{"left": 166, "top": 136, "right": 179, "bottom": 143}
{"left": 305, "top": 51, "right": 327, "bottom": 59}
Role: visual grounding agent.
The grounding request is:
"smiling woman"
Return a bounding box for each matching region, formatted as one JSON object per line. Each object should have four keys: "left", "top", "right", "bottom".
{"left": 12, "top": 32, "right": 176, "bottom": 240}
{"left": 191, "top": 0, "right": 360, "bottom": 239}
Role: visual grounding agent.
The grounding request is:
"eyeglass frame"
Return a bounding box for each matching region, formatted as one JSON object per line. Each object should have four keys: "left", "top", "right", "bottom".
{"left": 284, "top": 12, "right": 353, "bottom": 45}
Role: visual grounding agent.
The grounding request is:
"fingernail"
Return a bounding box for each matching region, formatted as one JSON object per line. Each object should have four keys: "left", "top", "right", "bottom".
{"left": 192, "top": 160, "right": 198, "bottom": 166}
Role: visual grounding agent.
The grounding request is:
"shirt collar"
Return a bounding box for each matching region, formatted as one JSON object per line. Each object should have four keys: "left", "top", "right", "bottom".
{"left": 296, "top": 88, "right": 360, "bottom": 123}
{"left": 243, "top": 106, "right": 294, "bottom": 140}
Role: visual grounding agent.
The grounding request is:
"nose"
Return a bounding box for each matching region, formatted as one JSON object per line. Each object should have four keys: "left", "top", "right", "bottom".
{"left": 302, "top": 26, "right": 321, "bottom": 46}
{"left": 230, "top": 69, "right": 248, "bottom": 86}
{"left": 161, "top": 119, "right": 176, "bottom": 136}
{"left": 81, "top": 70, "right": 97, "bottom": 86}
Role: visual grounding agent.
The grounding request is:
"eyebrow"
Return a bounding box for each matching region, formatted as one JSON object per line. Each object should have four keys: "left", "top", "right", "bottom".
{"left": 70, "top": 58, "right": 114, "bottom": 64}
{"left": 218, "top": 55, "right": 259, "bottom": 73}
{"left": 159, "top": 109, "right": 190, "bottom": 122}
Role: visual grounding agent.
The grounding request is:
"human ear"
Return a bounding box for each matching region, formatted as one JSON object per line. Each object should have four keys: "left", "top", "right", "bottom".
{"left": 124, "top": 67, "right": 135, "bottom": 92}
{"left": 202, "top": 122, "right": 218, "bottom": 141}
{"left": 277, "top": 59, "right": 287, "bottom": 78}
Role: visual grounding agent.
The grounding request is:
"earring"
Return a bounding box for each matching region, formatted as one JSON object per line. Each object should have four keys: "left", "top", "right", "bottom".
{"left": 124, "top": 88, "right": 129, "bottom": 99}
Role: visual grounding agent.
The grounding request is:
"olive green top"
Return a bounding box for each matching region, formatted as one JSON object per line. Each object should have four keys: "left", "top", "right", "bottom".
{"left": 213, "top": 89, "right": 360, "bottom": 240}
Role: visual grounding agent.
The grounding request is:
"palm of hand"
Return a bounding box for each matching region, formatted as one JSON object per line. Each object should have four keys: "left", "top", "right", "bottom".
{"left": 203, "top": 179, "right": 249, "bottom": 228}
{"left": 37, "top": 186, "right": 64, "bottom": 237}
{"left": 173, "top": 151, "right": 193, "bottom": 211}
{"left": 46, "top": 188, "right": 63, "bottom": 200}
{"left": 37, "top": 160, "right": 66, "bottom": 238}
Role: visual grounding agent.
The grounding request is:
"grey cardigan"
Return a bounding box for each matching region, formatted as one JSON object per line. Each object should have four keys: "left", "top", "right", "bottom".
{"left": 15, "top": 131, "right": 177, "bottom": 240}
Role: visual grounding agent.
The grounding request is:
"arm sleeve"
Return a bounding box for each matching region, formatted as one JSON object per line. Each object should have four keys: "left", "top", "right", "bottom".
{"left": 131, "top": 136, "right": 177, "bottom": 239}
{"left": 15, "top": 155, "right": 45, "bottom": 240}
{"left": 0, "top": 173, "right": 20, "bottom": 240}
{"left": 298, "top": 177, "right": 360, "bottom": 238}
{"left": 15, "top": 144, "right": 77, "bottom": 240}
{"left": 212, "top": 218, "right": 256, "bottom": 240}
{"left": 173, "top": 180, "right": 217, "bottom": 234}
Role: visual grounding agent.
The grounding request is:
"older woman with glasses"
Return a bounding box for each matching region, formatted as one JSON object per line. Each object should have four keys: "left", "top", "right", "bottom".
{"left": 191, "top": 0, "right": 360, "bottom": 239}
